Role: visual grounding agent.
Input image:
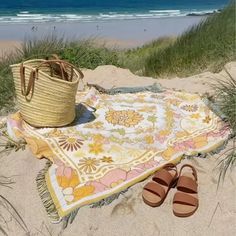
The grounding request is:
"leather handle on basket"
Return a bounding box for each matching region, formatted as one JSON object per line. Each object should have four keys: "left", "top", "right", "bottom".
{"left": 19, "top": 59, "right": 84, "bottom": 99}
{"left": 36, "top": 59, "right": 84, "bottom": 82}
{"left": 20, "top": 63, "right": 36, "bottom": 98}
{"left": 49, "top": 54, "right": 67, "bottom": 81}
{"left": 51, "top": 54, "right": 76, "bottom": 82}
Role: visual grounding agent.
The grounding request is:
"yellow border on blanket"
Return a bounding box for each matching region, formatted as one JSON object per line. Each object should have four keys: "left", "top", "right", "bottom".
{"left": 45, "top": 139, "right": 225, "bottom": 218}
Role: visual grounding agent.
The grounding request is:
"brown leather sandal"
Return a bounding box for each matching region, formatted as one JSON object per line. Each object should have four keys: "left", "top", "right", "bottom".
{"left": 142, "top": 163, "right": 178, "bottom": 207}
{"left": 173, "top": 164, "right": 199, "bottom": 217}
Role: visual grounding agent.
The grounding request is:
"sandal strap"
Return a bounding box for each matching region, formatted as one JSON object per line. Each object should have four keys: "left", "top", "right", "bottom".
{"left": 177, "top": 176, "right": 198, "bottom": 193}
{"left": 179, "top": 164, "right": 198, "bottom": 181}
{"left": 143, "top": 182, "right": 166, "bottom": 199}
{"left": 162, "top": 163, "right": 177, "bottom": 170}
{"left": 173, "top": 192, "right": 198, "bottom": 207}
{"left": 153, "top": 163, "right": 177, "bottom": 187}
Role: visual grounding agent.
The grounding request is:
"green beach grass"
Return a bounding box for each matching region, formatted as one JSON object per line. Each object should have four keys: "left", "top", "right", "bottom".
{"left": 215, "top": 72, "right": 236, "bottom": 183}
{"left": 119, "top": 37, "right": 175, "bottom": 75}
{"left": 143, "top": 2, "right": 235, "bottom": 77}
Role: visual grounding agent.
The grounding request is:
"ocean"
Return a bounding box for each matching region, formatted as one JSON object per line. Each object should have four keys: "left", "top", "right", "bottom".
{"left": 0, "top": 0, "right": 229, "bottom": 24}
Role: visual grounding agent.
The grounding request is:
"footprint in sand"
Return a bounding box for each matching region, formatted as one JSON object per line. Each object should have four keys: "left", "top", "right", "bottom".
{"left": 87, "top": 225, "right": 99, "bottom": 236}
{"left": 110, "top": 195, "right": 137, "bottom": 216}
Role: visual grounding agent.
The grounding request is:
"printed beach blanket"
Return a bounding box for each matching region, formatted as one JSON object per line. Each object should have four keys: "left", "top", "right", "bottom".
{"left": 7, "top": 87, "right": 230, "bottom": 222}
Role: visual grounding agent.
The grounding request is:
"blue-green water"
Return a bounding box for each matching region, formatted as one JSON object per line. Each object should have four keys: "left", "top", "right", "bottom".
{"left": 0, "top": 0, "right": 229, "bottom": 23}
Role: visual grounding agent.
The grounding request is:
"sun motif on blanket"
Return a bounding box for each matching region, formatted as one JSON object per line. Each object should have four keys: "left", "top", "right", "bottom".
{"left": 101, "top": 156, "right": 113, "bottom": 163}
{"left": 78, "top": 157, "right": 99, "bottom": 173}
{"left": 181, "top": 104, "right": 198, "bottom": 112}
{"left": 105, "top": 109, "right": 143, "bottom": 127}
{"left": 58, "top": 136, "right": 83, "bottom": 151}
{"left": 202, "top": 115, "right": 211, "bottom": 124}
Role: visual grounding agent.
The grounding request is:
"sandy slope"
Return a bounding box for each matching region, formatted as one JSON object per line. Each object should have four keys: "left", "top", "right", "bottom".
{"left": 0, "top": 62, "right": 235, "bottom": 236}
{"left": 0, "top": 41, "right": 22, "bottom": 58}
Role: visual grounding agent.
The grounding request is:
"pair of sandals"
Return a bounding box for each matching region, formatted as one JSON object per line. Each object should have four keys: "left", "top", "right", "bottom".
{"left": 142, "top": 163, "right": 198, "bottom": 217}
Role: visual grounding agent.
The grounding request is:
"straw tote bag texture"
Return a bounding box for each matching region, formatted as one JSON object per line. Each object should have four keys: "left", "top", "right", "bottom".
{"left": 11, "top": 58, "right": 84, "bottom": 127}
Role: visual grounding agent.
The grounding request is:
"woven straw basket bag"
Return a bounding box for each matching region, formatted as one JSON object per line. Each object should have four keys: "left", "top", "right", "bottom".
{"left": 11, "top": 57, "right": 84, "bottom": 127}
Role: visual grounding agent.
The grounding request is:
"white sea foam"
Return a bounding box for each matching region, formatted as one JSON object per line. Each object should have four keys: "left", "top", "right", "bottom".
{"left": 0, "top": 9, "right": 218, "bottom": 24}
{"left": 16, "top": 14, "right": 43, "bottom": 17}
{"left": 149, "top": 10, "right": 181, "bottom": 13}
{"left": 19, "top": 11, "right": 29, "bottom": 14}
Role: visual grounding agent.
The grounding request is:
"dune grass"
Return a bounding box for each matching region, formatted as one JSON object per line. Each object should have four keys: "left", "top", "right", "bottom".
{"left": 0, "top": 52, "right": 19, "bottom": 114}
{"left": 59, "top": 40, "right": 120, "bottom": 70}
{"left": 0, "top": 121, "right": 29, "bottom": 235}
{"left": 214, "top": 71, "right": 236, "bottom": 182}
{"left": 144, "top": 2, "right": 236, "bottom": 77}
{"left": 119, "top": 37, "right": 175, "bottom": 74}
{"left": 18, "top": 36, "right": 120, "bottom": 70}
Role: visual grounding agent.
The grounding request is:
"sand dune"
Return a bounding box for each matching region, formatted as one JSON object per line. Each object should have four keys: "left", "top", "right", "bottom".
{"left": 0, "top": 63, "right": 235, "bottom": 236}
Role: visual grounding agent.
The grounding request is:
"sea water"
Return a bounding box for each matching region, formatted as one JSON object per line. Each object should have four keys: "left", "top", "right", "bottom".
{"left": 0, "top": 0, "right": 229, "bottom": 24}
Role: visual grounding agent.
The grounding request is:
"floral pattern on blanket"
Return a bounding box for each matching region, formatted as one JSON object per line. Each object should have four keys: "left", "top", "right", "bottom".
{"left": 7, "top": 87, "right": 230, "bottom": 219}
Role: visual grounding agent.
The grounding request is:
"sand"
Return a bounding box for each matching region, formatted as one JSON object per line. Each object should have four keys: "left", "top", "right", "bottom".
{"left": 0, "top": 16, "right": 204, "bottom": 43}
{"left": 0, "top": 62, "right": 235, "bottom": 236}
{"left": 0, "top": 41, "right": 22, "bottom": 58}
{"left": 0, "top": 16, "right": 204, "bottom": 58}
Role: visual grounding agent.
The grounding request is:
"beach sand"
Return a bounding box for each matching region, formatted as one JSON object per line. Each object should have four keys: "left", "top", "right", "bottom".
{"left": 0, "top": 62, "right": 235, "bottom": 236}
{"left": 0, "top": 16, "right": 204, "bottom": 57}
{"left": 0, "top": 40, "right": 22, "bottom": 58}
{"left": 0, "top": 16, "right": 204, "bottom": 43}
